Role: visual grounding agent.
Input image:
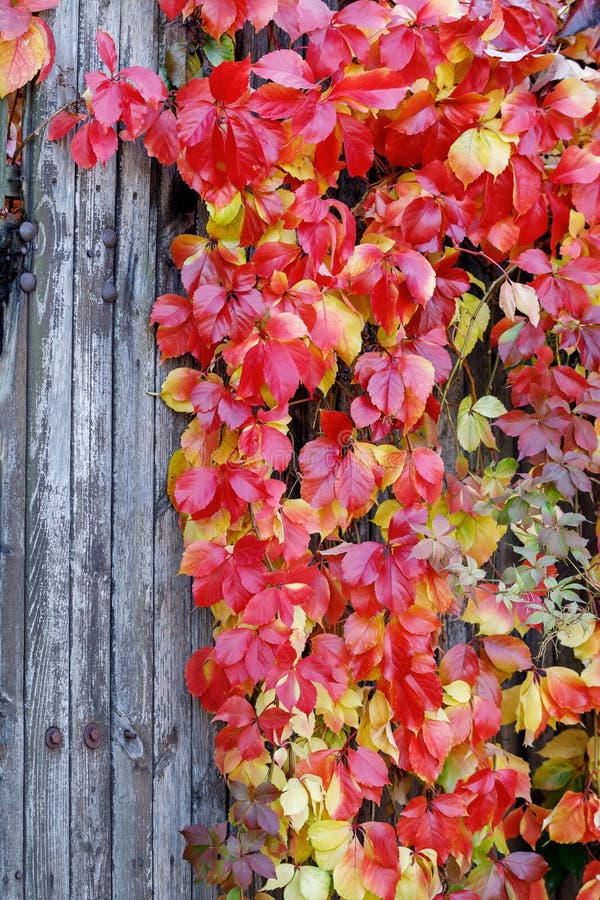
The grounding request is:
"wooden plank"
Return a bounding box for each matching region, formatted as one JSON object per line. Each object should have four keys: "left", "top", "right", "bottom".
{"left": 111, "top": 8, "right": 159, "bottom": 897}
{"left": 152, "top": 166, "right": 198, "bottom": 896}
{"left": 69, "top": 5, "right": 120, "bottom": 897}
{"left": 0, "top": 198, "right": 27, "bottom": 896}
{"left": 23, "top": 0, "right": 79, "bottom": 891}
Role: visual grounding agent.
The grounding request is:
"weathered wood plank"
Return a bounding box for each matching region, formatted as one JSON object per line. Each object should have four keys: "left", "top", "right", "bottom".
{"left": 23, "top": 0, "right": 79, "bottom": 891}
{"left": 0, "top": 198, "right": 27, "bottom": 897}
{"left": 69, "top": 5, "right": 120, "bottom": 896}
{"left": 111, "top": 8, "right": 160, "bottom": 897}
{"left": 153, "top": 167, "right": 197, "bottom": 896}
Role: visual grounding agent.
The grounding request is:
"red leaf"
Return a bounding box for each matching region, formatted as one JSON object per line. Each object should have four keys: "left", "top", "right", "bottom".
{"left": 439, "top": 643, "right": 480, "bottom": 685}
{"left": 120, "top": 65, "right": 166, "bottom": 104}
{"left": 338, "top": 113, "right": 374, "bottom": 177}
{"left": 0, "top": 1, "right": 31, "bottom": 40}
{"left": 208, "top": 56, "right": 251, "bottom": 105}
{"left": 144, "top": 107, "right": 180, "bottom": 165}
{"left": 158, "top": 0, "right": 188, "bottom": 16}
{"left": 482, "top": 635, "right": 532, "bottom": 674}
{"left": 347, "top": 747, "right": 388, "bottom": 790}
{"left": 500, "top": 852, "right": 549, "bottom": 883}
{"left": 96, "top": 29, "right": 117, "bottom": 74}
{"left": 151, "top": 293, "right": 190, "bottom": 328}
{"left": 34, "top": 17, "right": 55, "bottom": 85}
{"left": 88, "top": 74, "right": 124, "bottom": 126}
{"left": 253, "top": 49, "right": 316, "bottom": 89}
{"left": 328, "top": 68, "right": 409, "bottom": 109}
{"left": 48, "top": 110, "right": 85, "bottom": 141}
{"left": 174, "top": 467, "right": 218, "bottom": 515}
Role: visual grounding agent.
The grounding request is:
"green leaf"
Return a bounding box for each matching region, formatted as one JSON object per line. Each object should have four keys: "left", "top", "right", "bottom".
{"left": 204, "top": 34, "right": 235, "bottom": 66}
{"left": 472, "top": 395, "right": 507, "bottom": 417}
{"left": 165, "top": 40, "right": 190, "bottom": 88}
{"left": 532, "top": 759, "right": 575, "bottom": 792}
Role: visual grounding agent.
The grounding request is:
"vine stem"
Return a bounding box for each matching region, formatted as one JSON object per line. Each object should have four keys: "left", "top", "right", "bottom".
{"left": 10, "top": 100, "right": 82, "bottom": 161}
{"left": 439, "top": 265, "right": 517, "bottom": 409}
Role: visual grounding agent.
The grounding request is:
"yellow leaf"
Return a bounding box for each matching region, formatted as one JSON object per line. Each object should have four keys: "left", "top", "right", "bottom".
{"left": 308, "top": 820, "right": 352, "bottom": 870}
{"left": 451, "top": 513, "right": 505, "bottom": 564}
{"left": 182, "top": 507, "right": 231, "bottom": 543}
{"left": 557, "top": 619, "right": 595, "bottom": 649}
{"left": 448, "top": 127, "right": 512, "bottom": 186}
{"left": 539, "top": 727, "right": 588, "bottom": 761}
{"left": 317, "top": 293, "right": 364, "bottom": 365}
{"left": 212, "top": 429, "right": 239, "bottom": 464}
{"left": 317, "top": 358, "right": 337, "bottom": 396}
{"left": 160, "top": 367, "right": 198, "bottom": 412}
{"left": 517, "top": 672, "right": 543, "bottom": 746}
{"left": 265, "top": 863, "right": 295, "bottom": 891}
{"left": 356, "top": 691, "right": 399, "bottom": 763}
{"left": 298, "top": 867, "right": 331, "bottom": 900}
{"left": 372, "top": 498, "right": 402, "bottom": 535}
{"left": 281, "top": 778, "right": 311, "bottom": 832}
{"left": 501, "top": 684, "right": 519, "bottom": 726}
{"left": 444, "top": 680, "right": 471, "bottom": 705}
{"left": 206, "top": 192, "right": 242, "bottom": 226}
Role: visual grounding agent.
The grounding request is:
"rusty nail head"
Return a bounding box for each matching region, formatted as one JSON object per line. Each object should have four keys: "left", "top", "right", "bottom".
{"left": 83, "top": 723, "right": 102, "bottom": 749}
{"left": 101, "top": 281, "right": 117, "bottom": 304}
{"left": 19, "top": 221, "right": 37, "bottom": 242}
{"left": 20, "top": 272, "right": 36, "bottom": 293}
{"left": 102, "top": 227, "right": 117, "bottom": 248}
{"left": 45, "top": 727, "right": 62, "bottom": 749}
{"left": 124, "top": 728, "right": 137, "bottom": 740}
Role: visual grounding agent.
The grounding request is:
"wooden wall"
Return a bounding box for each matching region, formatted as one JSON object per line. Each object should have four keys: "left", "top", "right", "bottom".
{"left": 0, "top": 2, "right": 225, "bottom": 897}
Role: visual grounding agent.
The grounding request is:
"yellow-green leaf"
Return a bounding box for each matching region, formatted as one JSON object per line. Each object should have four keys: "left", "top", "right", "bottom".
{"left": 308, "top": 820, "right": 352, "bottom": 870}
{"left": 448, "top": 127, "right": 512, "bottom": 186}
{"left": 539, "top": 728, "right": 588, "bottom": 760}
{"left": 453, "top": 292, "right": 490, "bottom": 357}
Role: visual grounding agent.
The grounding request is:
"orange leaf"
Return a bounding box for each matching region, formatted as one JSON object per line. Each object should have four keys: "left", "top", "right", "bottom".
{"left": 0, "top": 18, "right": 49, "bottom": 97}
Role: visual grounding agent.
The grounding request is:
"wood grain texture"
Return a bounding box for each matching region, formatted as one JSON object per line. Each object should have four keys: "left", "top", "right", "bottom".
{"left": 0, "top": 155, "right": 27, "bottom": 897}
{"left": 69, "top": 3, "right": 120, "bottom": 896}
{"left": 22, "top": 0, "right": 80, "bottom": 894}
{"left": 111, "top": 8, "right": 160, "bottom": 898}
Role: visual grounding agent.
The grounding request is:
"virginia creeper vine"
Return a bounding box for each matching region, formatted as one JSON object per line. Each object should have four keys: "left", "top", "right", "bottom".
{"left": 30, "top": 0, "right": 600, "bottom": 895}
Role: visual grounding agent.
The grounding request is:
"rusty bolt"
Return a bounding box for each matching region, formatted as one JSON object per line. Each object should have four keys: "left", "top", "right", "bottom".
{"left": 20, "top": 272, "right": 36, "bottom": 293}
{"left": 19, "top": 221, "right": 37, "bottom": 242}
{"left": 83, "top": 723, "right": 102, "bottom": 749}
{"left": 101, "top": 281, "right": 117, "bottom": 303}
{"left": 102, "top": 227, "right": 117, "bottom": 248}
{"left": 45, "top": 727, "right": 62, "bottom": 749}
{"left": 124, "top": 728, "right": 137, "bottom": 740}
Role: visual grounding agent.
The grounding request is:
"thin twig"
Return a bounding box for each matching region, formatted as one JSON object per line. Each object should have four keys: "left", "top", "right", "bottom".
{"left": 10, "top": 100, "right": 82, "bottom": 161}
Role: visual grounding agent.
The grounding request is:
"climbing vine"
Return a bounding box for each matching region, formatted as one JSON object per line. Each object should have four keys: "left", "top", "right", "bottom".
{"left": 46, "top": 0, "right": 600, "bottom": 896}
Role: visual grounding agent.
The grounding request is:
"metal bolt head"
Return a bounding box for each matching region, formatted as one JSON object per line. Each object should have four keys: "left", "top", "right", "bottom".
{"left": 83, "top": 722, "right": 102, "bottom": 749}
{"left": 124, "top": 728, "right": 137, "bottom": 740}
{"left": 14, "top": 871, "right": 22, "bottom": 881}
{"left": 19, "top": 221, "right": 37, "bottom": 242}
{"left": 20, "top": 272, "right": 36, "bottom": 293}
{"left": 102, "top": 227, "right": 117, "bottom": 248}
{"left": 101, "top": 281, "right": 117, "bottom": 303}
{"left": 45, "top": 727, "right": 62, "bottom": 749}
